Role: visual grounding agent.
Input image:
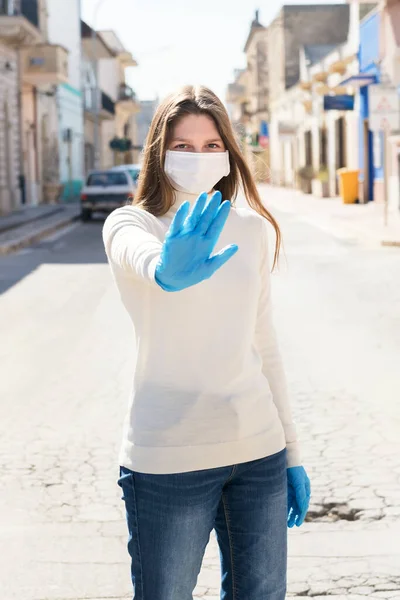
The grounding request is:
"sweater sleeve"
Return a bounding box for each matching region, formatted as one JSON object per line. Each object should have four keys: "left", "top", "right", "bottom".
{"left": 254, "top": 219, "right": 301, "bottom": 468}
{"left": 102, "top": 206, "right": 162, "bottom": 282}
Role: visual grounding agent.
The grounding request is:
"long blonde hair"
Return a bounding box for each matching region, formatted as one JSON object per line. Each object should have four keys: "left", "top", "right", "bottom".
{"left": 134, "top": 85, "right": 281, "bottom": 268}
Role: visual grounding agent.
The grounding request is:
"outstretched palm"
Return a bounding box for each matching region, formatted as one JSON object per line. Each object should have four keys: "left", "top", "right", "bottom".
{"left": 155, "top": 191, "right": 238, "bottom": 292}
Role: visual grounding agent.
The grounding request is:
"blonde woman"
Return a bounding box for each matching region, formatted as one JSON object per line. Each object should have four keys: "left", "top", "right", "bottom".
{"left": 103, "top": 85, "right": 310, "bottom": 600}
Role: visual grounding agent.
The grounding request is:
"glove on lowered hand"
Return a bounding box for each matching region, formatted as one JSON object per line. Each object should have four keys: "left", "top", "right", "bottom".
{"left": 155, "top": 190, "right": 238, "bottom": 292}
{"left": 287, "top": 466, "right": 311, "bottom": 528}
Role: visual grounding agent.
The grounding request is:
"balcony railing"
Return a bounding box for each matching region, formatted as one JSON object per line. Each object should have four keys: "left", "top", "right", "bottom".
{"left": 0, "top": 0, "right": 20, "bottom": 15}
{"left": 0, "top": 0, "right": 41, "bottom": 45}
{"left": 0, "top": 0, "right": 38, "bottom": 26}
{"left": 20, "top": 43, "right": 69, "bottom": 85}
{"left": 118, "top": 83, "right": 136, "bottom": 103}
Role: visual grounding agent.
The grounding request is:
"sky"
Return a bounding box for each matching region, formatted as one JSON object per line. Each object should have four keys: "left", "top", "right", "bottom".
{"left": 81, "top": 0, "right": 345, "bottom": 104}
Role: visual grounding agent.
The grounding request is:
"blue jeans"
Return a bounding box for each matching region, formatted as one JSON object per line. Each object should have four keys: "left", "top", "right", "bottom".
{"left": 118, "top": 448, "right": 287, "bottom": 600}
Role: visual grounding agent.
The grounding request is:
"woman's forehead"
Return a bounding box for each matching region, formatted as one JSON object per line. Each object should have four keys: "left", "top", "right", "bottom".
{"left": 172, "top": 114, "right": 219, "bottom": 137}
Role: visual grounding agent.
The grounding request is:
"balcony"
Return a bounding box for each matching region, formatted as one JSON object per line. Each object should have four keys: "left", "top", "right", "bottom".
{"left": 20, "top": 44, "right": 68, "bottom": 85}
{"left": 0, "top": 0, "right": 43, "bottom": 45}
{"left": 116, "top": 84, "right": 139, "bottom": 117}
{"left": 226, "top": 82, "right": 248, "bottom": 104}
{"left": 329, "top": 60, "right": 347, "bottom": 76}
{"left": 312, "top": 71, "right": 329, "bottom": 84}
{"left": 299, "top": 81, "right": 312, "bottom": 92}
{"left": 119, "top": 51, "right": 137, "bottom": 68}
{"left": 303, "top": 100, "right": 313, "bottom": 114}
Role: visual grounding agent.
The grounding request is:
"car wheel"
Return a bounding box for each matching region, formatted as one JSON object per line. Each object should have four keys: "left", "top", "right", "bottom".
{"left": 81, "top": 209, "right": 92, "bottom": 222}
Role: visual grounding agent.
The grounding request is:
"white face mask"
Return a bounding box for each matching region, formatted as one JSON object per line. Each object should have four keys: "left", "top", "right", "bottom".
{"left": 164, "top": 150, "right": 230, "bottom": 195}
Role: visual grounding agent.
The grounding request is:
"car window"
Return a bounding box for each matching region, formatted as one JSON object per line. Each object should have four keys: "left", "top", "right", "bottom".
{"left": 87, "top": 172, "right": 128, "bottom": 186}
{"left": 129, "top": 168, "right": 140, "bottom": 182}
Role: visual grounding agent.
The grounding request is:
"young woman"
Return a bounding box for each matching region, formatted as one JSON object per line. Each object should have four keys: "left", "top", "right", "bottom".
{"left": 103, "top": 85, "right": 311, "bottom": 600}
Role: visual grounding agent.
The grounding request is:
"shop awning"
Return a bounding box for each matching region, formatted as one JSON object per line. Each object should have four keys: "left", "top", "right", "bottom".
{"left": 339, "top": 74, "right": 378, "bottom": 88}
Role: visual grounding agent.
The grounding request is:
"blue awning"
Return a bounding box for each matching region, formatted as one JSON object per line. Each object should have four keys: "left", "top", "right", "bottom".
{"left": 340, "top": 74, "right": 378, "bottom": 88}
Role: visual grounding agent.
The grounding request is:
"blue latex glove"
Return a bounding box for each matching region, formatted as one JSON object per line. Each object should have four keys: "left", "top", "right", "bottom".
{"left": 287, "top": 466, "right": 311, "bottom": 528}
{"left": 155, "top": 190, "right": 238, "bottom": 292}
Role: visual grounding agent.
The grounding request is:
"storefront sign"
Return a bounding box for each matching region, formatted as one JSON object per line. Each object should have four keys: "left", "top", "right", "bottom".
{"left": 259, "top": 121, "right": 269, "bottom": 148}
{"left": 323, "top": 95, "right": 354, "bottom": 111}
{"left": 369, "top": 85, "right": 400, "bottom": 132}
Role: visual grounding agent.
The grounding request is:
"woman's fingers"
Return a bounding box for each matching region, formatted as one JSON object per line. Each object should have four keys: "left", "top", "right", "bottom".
{"left": 295, "top": 483, "right": 309, "bottom": 527}
{"left": 205, "top": 200, "right": 232, "bottom": 247}
{"left": 169, "top": 201, "right": 190, "bottom": 236}
{"left": 185, "top": 192, "right": 208, "bottom": 230}
{"left": 299, "top": 482, "right": 311, "bottom": 526}
{"left": 288, "top": 503, "right": 297, "bottom": 528}
{"left": 205, "top": 244, "right": 238, "bottom": 276}
{"left": 197, "top": 191, "right": 222, "bottom": 234}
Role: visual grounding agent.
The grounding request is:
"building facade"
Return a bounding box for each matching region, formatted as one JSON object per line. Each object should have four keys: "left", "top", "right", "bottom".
{"left": 0, "top": 28, "right": 20, "bottom": 214}
{"left": 47, "top": 0, "right": 83, "bottom": 202}
{"left": 97, "top": 30, "right": 139, "bottom": 169}
{"left": 0, "top": 0, "right": 85, "bottom": 212}
{"left": 268, "top": 3, "right": 352, "bottom": 187}
{"left": 226, "top": 11, "right": 270, "bottom": 181}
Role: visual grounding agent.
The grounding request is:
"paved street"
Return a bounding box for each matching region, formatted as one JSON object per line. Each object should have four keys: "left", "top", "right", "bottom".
{"left": 1, "top": 196, "right": 400, "bottom": 600}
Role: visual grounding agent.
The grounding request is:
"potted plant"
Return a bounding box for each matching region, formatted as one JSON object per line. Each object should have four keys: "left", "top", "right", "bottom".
{"left": 311, "top": 166, "right": 330, "bottom": 198}
{"left": 42, "top": 139, "right": 64, "bottom": 204}
{"left": 297, "top": 165, "right": 315, "bottom": 194}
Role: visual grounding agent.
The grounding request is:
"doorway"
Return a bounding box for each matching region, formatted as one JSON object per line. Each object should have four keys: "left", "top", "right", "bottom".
{"left": 363, "top": 119, "right": 374, "bottom": 202}
{"left": 305, "top": 130, "right": 313, "bottom": 166}
{"left": 335, "top": 117, "right": 347, "bottom": 193}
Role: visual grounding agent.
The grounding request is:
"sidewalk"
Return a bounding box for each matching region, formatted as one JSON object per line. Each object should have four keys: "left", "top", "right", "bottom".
{"left": 0, "top": 203, "right": 80, "bottom": 255}
{"left": 259, "top": 184, "right": 400, "bottom": 248}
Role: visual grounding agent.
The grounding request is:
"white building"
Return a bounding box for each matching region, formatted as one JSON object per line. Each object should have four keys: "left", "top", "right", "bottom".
{"left": 136, "top": 99, "right": 157, "bottom": 150}
{"left": 269, "top": 2, "right": 370, "bottom": 198}
{"left": 47, "top": 0, "right": 83, "bottom": 202}
{"left": 81, "top": 25, "right": 139, "bottom": 171}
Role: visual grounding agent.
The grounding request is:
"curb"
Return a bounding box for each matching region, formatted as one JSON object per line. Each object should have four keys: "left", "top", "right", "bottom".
{"left": 0, "top": 212, "right": 80, "bottom": 255}
{"left": 0, "top": 206, "right": 62, "bottom": 236}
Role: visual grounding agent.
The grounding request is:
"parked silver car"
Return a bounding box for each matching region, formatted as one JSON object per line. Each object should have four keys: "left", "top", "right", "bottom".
{"left": 80, "top": 169, "right": 136, "bottom": 221}
{"left": 110, "top": 163, "right": 141, "bottom": 187}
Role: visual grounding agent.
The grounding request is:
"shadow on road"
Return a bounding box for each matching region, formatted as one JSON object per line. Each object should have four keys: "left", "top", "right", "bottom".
{"left": 0, "top": 220, "right": 107, "bottom": 296}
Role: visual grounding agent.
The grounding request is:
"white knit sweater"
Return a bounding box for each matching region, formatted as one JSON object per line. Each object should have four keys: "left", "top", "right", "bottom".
{"left": 103, "top": 190, "right": 301, "bottom": 474}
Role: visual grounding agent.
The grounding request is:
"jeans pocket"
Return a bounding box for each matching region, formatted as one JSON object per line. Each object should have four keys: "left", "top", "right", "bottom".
{"left": 118, "top": 466, "right": 135, "bottom": 502}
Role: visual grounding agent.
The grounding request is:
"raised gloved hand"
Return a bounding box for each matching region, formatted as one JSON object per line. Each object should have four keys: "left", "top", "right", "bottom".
{"left": 287, "top": 466, "right": 311, "bottom": 528}
{"left": 155, "top": 190, "right": 238, "bottom": 292}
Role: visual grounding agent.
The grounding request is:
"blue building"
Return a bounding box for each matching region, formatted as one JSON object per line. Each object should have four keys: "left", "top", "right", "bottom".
{"left": 358, "top": 8, "right": 381, "bottom": 202}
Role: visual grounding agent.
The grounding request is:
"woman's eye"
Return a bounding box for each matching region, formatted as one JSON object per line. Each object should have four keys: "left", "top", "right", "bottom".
{"left": 208, "top": 143, "right": 219, "bottom": 149}
{"left": 175, "top": 144, "right": 188, "bottom": 149}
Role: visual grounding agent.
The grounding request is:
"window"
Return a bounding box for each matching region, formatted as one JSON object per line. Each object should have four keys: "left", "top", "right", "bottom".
{"left": 87, "top": 172, "right": 128, "bottom": 186}
{"left": 129, "top": 168, "right": 140, "bottom": 182}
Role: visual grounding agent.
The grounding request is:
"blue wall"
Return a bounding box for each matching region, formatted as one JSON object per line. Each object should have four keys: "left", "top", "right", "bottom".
{"left": 358, "top": 10, "right": 381, "bottom": 201}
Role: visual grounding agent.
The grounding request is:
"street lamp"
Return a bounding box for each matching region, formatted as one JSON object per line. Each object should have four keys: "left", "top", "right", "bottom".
{"left": 91, "top": 0, "right": 108, "bottom": 169}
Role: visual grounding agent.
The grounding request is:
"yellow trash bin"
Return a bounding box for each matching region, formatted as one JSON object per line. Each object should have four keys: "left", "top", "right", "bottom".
{"left": 337, "top": 169, "right": 360, "bottom": 204}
